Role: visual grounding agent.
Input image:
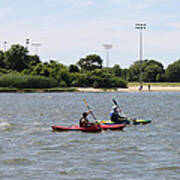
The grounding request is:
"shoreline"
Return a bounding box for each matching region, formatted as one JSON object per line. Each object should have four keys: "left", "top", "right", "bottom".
{"left": 0, "top": 85, "right": 180, "bottom": 93}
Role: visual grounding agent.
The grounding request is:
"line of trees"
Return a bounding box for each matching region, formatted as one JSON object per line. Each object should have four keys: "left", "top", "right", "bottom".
{"left": 0, "top": 44, "right": 179, "bottom": 88}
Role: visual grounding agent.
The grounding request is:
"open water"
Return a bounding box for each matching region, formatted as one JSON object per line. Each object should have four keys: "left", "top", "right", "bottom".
{"left": 0, "top": 92, "right": 179, "bottom": 180}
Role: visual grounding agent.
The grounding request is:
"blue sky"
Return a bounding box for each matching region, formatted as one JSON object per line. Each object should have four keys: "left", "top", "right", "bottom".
{"left": 0, "top": 0, "right": 180, "bottom": 68}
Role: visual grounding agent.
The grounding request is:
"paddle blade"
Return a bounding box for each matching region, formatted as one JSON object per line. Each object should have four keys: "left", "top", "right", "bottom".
{"left": 112, "top": 98, "right": 118, "bottom": 106}
{"left": 83, "top": 99, "right": 97, "bottom": 120}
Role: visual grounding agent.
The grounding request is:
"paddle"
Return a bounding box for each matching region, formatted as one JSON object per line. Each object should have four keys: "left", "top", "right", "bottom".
{"left": 82, "top": 98, "right": 103, "bottom": 129}
{"left": 112, "top": 98, "right": 136, "bottom": 124}
{"left": 83, "top": 99, "right": 103, "bottom": 130}
{"left": 112, "top": 98, "right": 127, "bottom": 118}
{"left": 83, "top": 99, "right": 97, "bottom": 121}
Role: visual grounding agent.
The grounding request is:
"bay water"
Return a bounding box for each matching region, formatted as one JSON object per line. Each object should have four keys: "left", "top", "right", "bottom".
{"left": 0, "top": 92, "right": 179, "bottom": 180}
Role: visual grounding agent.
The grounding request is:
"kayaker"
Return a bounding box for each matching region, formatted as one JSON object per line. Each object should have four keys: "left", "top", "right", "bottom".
{"left": 110, "top": 105, "right": 127, "bottom": 123}
{"left": 79, "top": 110, "right": 95, "bottom": 127}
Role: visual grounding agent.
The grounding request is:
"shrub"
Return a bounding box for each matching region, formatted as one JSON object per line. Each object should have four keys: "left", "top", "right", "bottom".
{"left": 0, "top": 73, "right": 58, "bottom": 88}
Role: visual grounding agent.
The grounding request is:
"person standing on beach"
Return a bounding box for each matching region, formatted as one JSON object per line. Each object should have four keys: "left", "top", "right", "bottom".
{"left": 148, "top": 84, "right": 151, "bottom": 91}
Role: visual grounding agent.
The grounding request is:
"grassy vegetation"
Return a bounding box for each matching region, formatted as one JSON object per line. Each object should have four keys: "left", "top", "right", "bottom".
{"left": 0, "top": 73, "right": 58, "bottom": 88}
{"left": 0, "top": 87, "right": 78, "bottom": 93}
{"left": 128, "top": 82, "right": 180, "bottom": 87}
{"left": 0, "top": 82, "right": 180, "bottom": 93}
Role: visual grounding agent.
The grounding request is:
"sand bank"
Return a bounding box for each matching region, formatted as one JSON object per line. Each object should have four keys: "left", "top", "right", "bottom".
{"left": 78, "top": 86, "right": 180, "bottom": 92}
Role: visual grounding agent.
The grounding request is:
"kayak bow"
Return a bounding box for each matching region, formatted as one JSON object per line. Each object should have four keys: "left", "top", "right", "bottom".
{"left": 132, "top": 119, "right": 152, "bottom": 125}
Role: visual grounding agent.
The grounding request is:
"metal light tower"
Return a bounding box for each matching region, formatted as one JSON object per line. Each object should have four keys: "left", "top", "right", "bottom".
{"left": 31, "top": 43, "right": 42, "bottom": 55}
{"left": 102, "top": 44, "right": 112, "bottom": 67}
{"left": 26, "top": 38, "right": 30, "bottom": 50}
{"left": 135, "top": 23, "right": 146, "bottom": 88}
{"left": 4, "top": 41, "right": 7, "bottom": 51}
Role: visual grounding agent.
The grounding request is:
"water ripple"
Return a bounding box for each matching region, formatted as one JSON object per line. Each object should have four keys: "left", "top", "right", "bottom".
{"left": 155, "top": 166, "right": 180, "bottom": 171}
{"left": 2, "top": 158, "right": 32, "bottom": 165}
{"left": 0, "top": 92, "right": 179, "bottom": 180}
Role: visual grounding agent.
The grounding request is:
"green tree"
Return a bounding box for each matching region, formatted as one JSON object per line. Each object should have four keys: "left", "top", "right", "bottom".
{"left": 143, "top": 60, "right": 164, "bottom": 82}
{"left": 31, "top": 63, "right": 49, "bottom": 76}
{"left": 48, "top": 60, "right": 66, "bottom": 77}
{"left": 71, "top": 73, "right": 88, "bottom": 87}
{"left": 0, "top": 50, "right": 5, "bottom": 68}
{"left": 165, "top": 60, "right": 180, "bottom": 82}
{"left": 57, "top": 69, "right": 72, "bottom": 86}
{"left": 143, "top": 64, "right": 164, "bottom": 82}
{"left": 129, "top": 59, "right": 164, "bottom": 82}
{"left": 87, "top": 69, "right": 127, "bottom": 88}
{"left": 112, "top": 64, "right": 122, "bottom": 77}
{"left": 121, "top": 68, "right": 129, "bottom": 80}
{"left": 77, "top": 54, "right": 103, "bottom": 71}
{"left": 69, "top": 64, "right": 80, "bottom": 73}
{"left": 28, "top": 55, "right": 41, "bottom": 66}
{"left": 4, "top": 44, "right": 29, "bottom": 71}
{"left": 128, "top": 61, "right": 140, "bottom": 81}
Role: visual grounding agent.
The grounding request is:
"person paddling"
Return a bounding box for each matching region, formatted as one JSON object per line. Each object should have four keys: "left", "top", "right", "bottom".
{"left": 79, "top": 110, "right": 97, "bottom": 127}
{"left": 110, "top": 105, "right": 128, "bottom": 124}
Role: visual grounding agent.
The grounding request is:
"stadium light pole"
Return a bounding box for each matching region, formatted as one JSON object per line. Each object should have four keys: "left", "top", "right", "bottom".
{"left": 31, "top": 43, "right": 42, "bottom": 55}
{"left": 4, "top": 41, "right": 7, "bottom": 51}
{"left": 135, "top": 23, "right": 146, "bottom": 88}
{"left": 26, "top": 38, "right": 30, "bottom": 50}
{"left": 102, "top": 44, "right": 112, "bottom": 67}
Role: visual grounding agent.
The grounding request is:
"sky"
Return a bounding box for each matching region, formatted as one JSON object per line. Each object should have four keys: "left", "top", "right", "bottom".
{"left": 0, "top": 0, "right": 180, "bottom": 68}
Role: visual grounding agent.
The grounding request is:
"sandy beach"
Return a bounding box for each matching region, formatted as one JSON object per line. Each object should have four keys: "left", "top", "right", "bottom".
{"left": 78, "top": 85, "right": 180, "bottom": 92}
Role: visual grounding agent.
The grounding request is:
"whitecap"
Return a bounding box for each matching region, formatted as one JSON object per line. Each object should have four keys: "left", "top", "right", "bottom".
{"left": 0, "top": 121, "right": 12, "bottom": 131}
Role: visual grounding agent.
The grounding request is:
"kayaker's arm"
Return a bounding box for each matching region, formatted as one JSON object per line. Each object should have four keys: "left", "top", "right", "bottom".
{"left": 83, "top": 99, "right": 97, "bottom": 121}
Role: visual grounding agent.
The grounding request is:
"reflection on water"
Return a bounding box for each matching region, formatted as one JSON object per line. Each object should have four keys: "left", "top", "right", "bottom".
{"left": 0, "top": 92, "right": 179, "bottom": 180}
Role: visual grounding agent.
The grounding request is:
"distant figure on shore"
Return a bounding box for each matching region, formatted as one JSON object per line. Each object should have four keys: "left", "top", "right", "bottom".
{"left": 148, "top": 84, "right": 151, "bottom": 91}
{"left": 139, "top": 84, "right": 143, "bottom": 91}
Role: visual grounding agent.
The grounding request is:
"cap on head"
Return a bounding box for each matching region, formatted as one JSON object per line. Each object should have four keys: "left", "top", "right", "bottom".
{"left": 112, "top": 105, "right": 117, "bottom": 111}
{"left": 82, "top": 112, "right": 88, "bottom": 117}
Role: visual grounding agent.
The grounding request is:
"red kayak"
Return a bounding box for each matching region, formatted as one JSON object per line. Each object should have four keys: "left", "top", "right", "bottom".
{"left": 52, "top": 124, "right": 126, "bottom": 132}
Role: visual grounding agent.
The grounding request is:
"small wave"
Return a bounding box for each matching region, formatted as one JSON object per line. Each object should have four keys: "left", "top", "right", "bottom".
{"left": 33, "top": 122, "right": 42, "bottom": 126}
{"left": 69, "top": 139, "right": 86, "bottom": 143}
{"left": 155, "top": 166, "right": 180, "bottom": 171}
{"left": 34, "top": 127, "right": 51, "bottom": 132}
{"left": 115, "top": 146, "right": 139, "bottom": 152}
{"left": 59, "top": 170, "right": 77, "bottom": 176}
{"left": 2, "top": 158, "right": 31, "bottom": 165}
{"left": 20, "top": 127, "right": 51, "bottom": 135}
{"left": 0, "top": 122, "right": 13, "bottom": 131}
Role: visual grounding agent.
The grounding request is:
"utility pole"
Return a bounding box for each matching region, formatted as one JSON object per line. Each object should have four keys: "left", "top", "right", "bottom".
{"left": 135, "top": 23, "right": 146, "bottom": 89}
{"left": 102, "top": 44, "right": 112, "bottom": 67}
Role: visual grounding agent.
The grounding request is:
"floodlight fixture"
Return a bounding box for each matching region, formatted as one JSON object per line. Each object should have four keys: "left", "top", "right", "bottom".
{"left": 31, "top": 43, "right": 42, "bottom": 55}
